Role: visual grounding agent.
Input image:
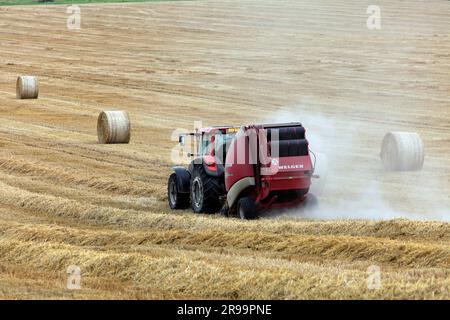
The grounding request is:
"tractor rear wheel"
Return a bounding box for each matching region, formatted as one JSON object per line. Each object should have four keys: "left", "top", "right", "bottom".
{"left": 168, "top": 173, "right": 190, "bottom": 209}
{"left": 237, "top": 196, "right": 259, "bottom": 220}
{"left": 190, "top": 166, "right": 223, "bottom": 213}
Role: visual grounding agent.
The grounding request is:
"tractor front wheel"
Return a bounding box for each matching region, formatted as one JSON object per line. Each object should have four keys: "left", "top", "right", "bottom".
{"left": 168, "top": 173, "right": 190, "bottom": 209}
{"left": 237, "top": 196, "right": 259, "bottom": 220}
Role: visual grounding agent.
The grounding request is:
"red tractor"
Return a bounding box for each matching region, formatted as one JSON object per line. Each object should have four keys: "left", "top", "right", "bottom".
{"left": 167, "top": 122, "right": 318, "bottom": 219}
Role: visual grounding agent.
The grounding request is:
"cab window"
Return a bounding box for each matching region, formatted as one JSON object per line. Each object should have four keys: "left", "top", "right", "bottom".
{"left": 213, "top": 131, "right": 235, "bottom": 163}
{"left": 202, "top": 133, "right": 212, "bottom": 156}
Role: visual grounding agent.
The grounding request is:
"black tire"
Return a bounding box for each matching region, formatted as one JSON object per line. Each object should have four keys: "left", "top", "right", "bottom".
{"left": 237, "top": 196, "right": 259, "bottom": 220}
{"left": 168, "top": 173, "right": 190, "bottom": 209}
{"left": 190, "top": 165, "right": 224, "bottom": 213}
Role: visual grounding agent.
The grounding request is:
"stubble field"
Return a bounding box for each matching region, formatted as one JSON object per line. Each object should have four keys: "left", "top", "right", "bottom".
{"left": 0, "top": 0, "right": 448, "bottom": 299}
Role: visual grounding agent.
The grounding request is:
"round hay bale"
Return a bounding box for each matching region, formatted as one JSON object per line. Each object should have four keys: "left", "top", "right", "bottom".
{"left": 97, "top": 111, "right": 131, "bottom": 144}
{"left": 16, "top": 76, "right": 39, "bottom": 99}
{"left": 380, "top": 132, "right": 424, "bottom": 171}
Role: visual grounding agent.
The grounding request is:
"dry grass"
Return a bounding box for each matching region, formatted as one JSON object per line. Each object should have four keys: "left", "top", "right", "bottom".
{"left": 0, "top": 0, "right": 448, "bottom": 299}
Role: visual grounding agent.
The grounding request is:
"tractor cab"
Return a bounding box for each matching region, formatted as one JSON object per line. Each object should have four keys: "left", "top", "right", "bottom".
{"left": 180, "top": 126, "right": 238, "bottom": 177}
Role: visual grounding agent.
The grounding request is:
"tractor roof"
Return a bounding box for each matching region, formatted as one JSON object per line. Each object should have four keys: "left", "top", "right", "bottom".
{"left": 250, "top": 122, "right": 303, "bottom": 129}
{"left": 196, "top": 125, "right": 236, "bottom": 133}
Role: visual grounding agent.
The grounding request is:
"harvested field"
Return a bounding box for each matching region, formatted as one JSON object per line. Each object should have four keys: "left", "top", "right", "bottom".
{"left": 0, "top": 0, "right": 449, "bottom": 299}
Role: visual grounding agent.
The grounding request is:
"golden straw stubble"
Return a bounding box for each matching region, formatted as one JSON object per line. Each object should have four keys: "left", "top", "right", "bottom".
{"left": 16, "top": 76, "right": 39, "bottom": 99}
{"left": 97, "top": 110, "right": 131, "bottom": 144}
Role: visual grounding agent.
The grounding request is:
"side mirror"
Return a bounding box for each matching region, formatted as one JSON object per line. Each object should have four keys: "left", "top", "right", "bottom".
{"left": 179, "top": 135, "right": 186, "bottom": 146}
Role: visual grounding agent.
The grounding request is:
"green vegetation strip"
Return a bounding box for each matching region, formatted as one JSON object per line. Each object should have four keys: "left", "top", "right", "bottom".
{"left": 0, "top": 0, "right": 177, "bottom": 6}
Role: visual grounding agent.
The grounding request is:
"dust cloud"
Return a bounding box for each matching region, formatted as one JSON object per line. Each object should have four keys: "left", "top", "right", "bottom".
{"left": 265, "top": 108, "right": 450, "bottom": 222}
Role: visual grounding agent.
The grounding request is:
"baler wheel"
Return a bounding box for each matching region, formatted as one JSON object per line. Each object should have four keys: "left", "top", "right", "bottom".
{"left": 237, "top": 196, "right": 259, "bottom": 220}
